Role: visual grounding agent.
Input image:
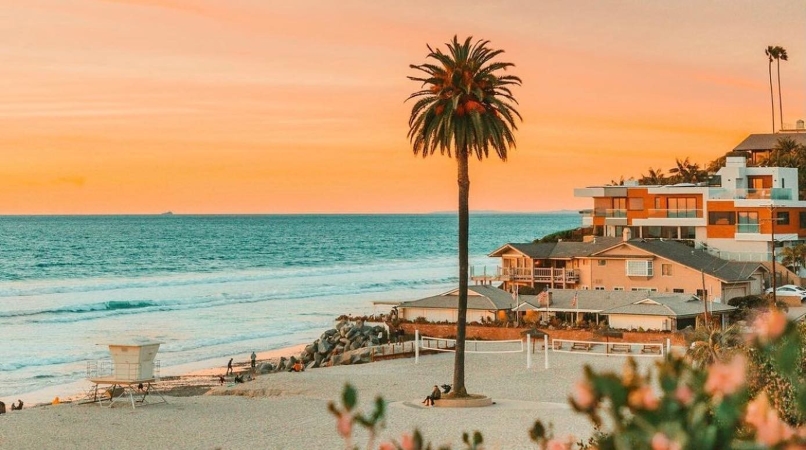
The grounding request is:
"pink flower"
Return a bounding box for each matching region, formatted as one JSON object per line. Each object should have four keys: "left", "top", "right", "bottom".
{"left": 573, "top": 380, "right": 595, "bottom": 409}
{"left": 746, "top": 392, "right": 795, "bottom": 446}
{"left": 399, "top": 433, "right": 415, "bottom": 450}
{"left": 628, "top": 385, "right": 659, "bottom": 410}
{"left": 704, "top": 354, "right": 746, "bottom": 399}
{"left": 674, "top": 384, "right": 694, "bottom": 406}
{"left": 651, "top": 432, "right": 681, "bottom": 450}
{"left": 753, "top": 310, "right": 788, "bottom": 342}
{"left": 379, "top": 443, "right": 396, "bottom": 450}
{"left": 336, "top": 413, "right": 352, "bottom": 438}
{"left": 546, "top": 437, "right": 573, "bottom": 450}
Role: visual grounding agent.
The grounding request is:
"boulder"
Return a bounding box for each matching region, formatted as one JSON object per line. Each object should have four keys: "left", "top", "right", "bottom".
{"left": 318, "top": 339, "right": 332, "bottom": 354}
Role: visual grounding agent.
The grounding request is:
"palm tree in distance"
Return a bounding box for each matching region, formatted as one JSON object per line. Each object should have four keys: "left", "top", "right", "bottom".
{"left": 408, "top": 36, "right": 521, "bottom": 397}
{"left": 771, "top": 46, "right": 788, "bottom": 129}
{"left": 765, "top": 46, "right": 776, "bottom": 132}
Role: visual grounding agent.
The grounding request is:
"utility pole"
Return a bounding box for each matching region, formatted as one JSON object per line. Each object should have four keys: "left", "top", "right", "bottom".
{"left": 766, "top": 204, "right": 780, "bottom": 309}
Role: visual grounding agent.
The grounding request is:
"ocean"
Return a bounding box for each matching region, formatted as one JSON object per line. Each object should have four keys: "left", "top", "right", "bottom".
{"left": 0, "top": 213, "right": 579, "bottom": 402}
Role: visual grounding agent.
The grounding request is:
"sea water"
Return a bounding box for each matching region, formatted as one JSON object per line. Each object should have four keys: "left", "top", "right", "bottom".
{"left": 0, "top": 213, "right": 579, "bottom": 400}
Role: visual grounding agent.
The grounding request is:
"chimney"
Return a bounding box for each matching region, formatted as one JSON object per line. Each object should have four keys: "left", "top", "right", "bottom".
{"left": 623, "top": 228, "right": 632, "bottom": 241}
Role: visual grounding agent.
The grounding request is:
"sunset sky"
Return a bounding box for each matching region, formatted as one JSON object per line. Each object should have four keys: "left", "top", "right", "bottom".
{"left": 3, "top": 0, "right": 805, "bottom": 214}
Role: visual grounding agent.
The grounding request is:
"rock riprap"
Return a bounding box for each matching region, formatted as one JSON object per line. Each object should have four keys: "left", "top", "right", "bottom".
{"left": 276, "top": 320, "right": 386, "bottom": 371}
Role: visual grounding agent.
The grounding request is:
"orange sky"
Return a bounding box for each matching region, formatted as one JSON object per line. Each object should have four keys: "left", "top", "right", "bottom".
{"left": 2, "top": 0, "right": 805, "bottom": 214}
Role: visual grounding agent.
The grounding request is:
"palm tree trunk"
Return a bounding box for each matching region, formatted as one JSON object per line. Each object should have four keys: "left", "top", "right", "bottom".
{"left": 452, "top": 149, "right": 470, "bottom": 397}
{"left": 769, "top": 58, "right": 776, "bottom": 133}
{"left": 777, "top": 58, "right": 784, "bottom": 129}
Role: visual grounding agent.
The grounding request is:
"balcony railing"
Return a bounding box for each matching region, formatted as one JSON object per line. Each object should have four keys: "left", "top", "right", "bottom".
{"left": 709, "top": 188, "right": 793, "bottom": 201}
{"left": 736, "top": 223, "right": 761, "bottom": 234}
{"left": 647, "top": 208, "right": 702, "bottom": 219}
{"left": 500, "top": 267, "right": 580, "bottom": 283}
{"left": 593, "top": 208, "right": 627, "bottom": 218}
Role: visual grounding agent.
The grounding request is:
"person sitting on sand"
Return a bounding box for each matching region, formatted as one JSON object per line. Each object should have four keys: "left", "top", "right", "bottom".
{"left": 0, "top": 400, "right": 5, "bottom": 415}
{"left": 234, "top": 374, "right": 244, "bottom": 383}
{"left": 10, "top": 400, "right": 23, "bottom": 411}
{"left": 422, "top": 385, "right": 441, "bottom": 406}
{"left": 219, "top": 375, "right": 225, "bottom": 385}
{"left": 292, "top": 361, "right": 303, "bottom": 372}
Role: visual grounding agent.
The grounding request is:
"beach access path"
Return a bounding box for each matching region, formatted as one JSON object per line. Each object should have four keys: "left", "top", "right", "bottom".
{"left": 0, "top": 349, "right": 657, "bottom": 450}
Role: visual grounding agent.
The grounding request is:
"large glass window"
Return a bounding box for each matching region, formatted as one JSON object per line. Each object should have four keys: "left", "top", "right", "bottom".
{"left": 680, "top": 226, "right": 696, "bottom": 239}
{"left": 737, "top": 211, "right": 759, "bottom": 233}
{"left": 777, "top": 211, "right": 790, "bottom": 225}
{"left": 641, "top": 226, "right": 662, "bottom": 238}
{"left": 668, "top": 197, "right": 697, "bottom": 218}
{"left": 800, "top": 211, "right": 806, "bottom": 229}
{"left": 611, "top": 198, "right": 627, "bottom": 217}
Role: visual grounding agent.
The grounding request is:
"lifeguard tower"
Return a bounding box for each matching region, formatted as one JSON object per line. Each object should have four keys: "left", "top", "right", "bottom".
{"left": 86, "top": 342, "right": 167, "bottom": 408}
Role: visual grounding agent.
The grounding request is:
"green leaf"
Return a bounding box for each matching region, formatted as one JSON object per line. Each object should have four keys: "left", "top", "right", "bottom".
{"left": 342, "top": 383, "right": 357, "bottom": 411}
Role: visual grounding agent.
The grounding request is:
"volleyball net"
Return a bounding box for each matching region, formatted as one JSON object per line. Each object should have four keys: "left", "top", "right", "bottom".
{"left": 419, "top": 335, "right": 524, "bottom": 354}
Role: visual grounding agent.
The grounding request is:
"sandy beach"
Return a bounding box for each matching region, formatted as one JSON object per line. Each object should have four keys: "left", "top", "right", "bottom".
{"left": 0, "top": 348, "right": 659, "bottom": 450}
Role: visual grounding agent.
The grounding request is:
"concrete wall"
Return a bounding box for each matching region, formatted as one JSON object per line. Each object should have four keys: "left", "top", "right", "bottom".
{"left": 608, "top": 314, "right": 670, "bottom": 332}
{"left": 399, "top": 308, "right": 494, "bottom": 323}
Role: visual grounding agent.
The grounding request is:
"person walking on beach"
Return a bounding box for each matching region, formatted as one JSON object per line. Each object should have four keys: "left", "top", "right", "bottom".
{"left": 226, "top": 358, "right": 234, "bottom": 376}
{"left": 250, "top": 351, "right": 257, "bottom": 370}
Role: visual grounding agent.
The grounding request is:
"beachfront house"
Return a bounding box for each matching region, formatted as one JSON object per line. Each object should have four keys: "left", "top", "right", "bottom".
{"left": 484, "top": 235, "right": 767, "bottom": 304}
{"left": 396, "top": 285, "right": 515, "bottom": 323}
{"left": 600, "top": 295, "right": 735, "bottom": 331}
{"left": 513, "top": 290, "right": 735, "bottom": 331}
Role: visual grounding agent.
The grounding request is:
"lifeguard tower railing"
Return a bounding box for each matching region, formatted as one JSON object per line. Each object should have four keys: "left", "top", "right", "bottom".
{"left": 87, "top": 359, "right": 161, "bottom": 382}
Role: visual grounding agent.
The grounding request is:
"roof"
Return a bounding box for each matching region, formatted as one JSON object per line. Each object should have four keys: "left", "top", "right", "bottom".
{"left": 732, "top": 133, "right": 806, "bottom": 152}
{"left": 600, "top": 239, "right": 766, "bottom": 282}
{"left": 398, "top": 285, "right": 515, "bottom": 311}
{"left": 513, "top": 289, "right": 654, "bottom": 313}
{"left": 602, "top": 296, "right": 735, "bottom": 318}
{"left": 488, "top": 237, "right": 622, "bottom": 259}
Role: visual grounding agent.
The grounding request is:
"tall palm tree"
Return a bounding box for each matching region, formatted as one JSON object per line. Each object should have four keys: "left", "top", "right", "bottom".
{"left": 765, "top": 46, "right": 776, "bottom": 132}
{"left": 771, "top": 46, "right": 788, "bottom": 129}
{"left": 408, "top": 36, "right": 521, "bottom": 397}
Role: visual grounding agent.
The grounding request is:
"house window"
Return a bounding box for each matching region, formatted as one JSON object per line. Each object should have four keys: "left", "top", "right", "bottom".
{"left": 613, "top": 286, "right": 624, "bottom": 291}
{"left": 626, "top": 260, "right": 653, "bottom": 277}
{"left": 777, "top": 211, "right": 790, "bottom": 225}
{"left": 631, "top": 287, "right": 655, "bottom": 292}
{"left": 642, "top": 226, "right": 662, "bottom": 238}
{"left": 799, "top": 211, "right": 806, "bottom": 229}
{"left": 598, "top": 260, "right": 607, "bottom": 266}
{"left": 594, "top": 286, "right": 605, "bottom": 291}
{"left": 737, "top": 211, "right": 759, "bottom": 233}
{"left": 661, "top": 264, "right": 672, "bottom": 276}
{"left": 611, "top": 198, "right": 627, "bottom": 217}
{"left": 708, "top": 211, "right": 735, "bottom": 225}
{"left": 628, "top": 197, "right": 644, "bottom": 211}
{"left": 668, "top": 197, "right": 697, "bottom": 218}
{"left": 673, "top": 288, "right": 685, "bottom": 293}
{"left": 680, "top": 226, "right": 696, "bottom": 239}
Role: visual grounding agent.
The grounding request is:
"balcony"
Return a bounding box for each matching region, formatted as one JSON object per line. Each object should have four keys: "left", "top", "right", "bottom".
{"left": 709, "top": 188, "right": 793, "bottom": 201}
{"left": 592, "top": 208, "right": 627, "bottom": 218}
{"left": 500, "top": 267, "right": 580, "bottom": 283}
